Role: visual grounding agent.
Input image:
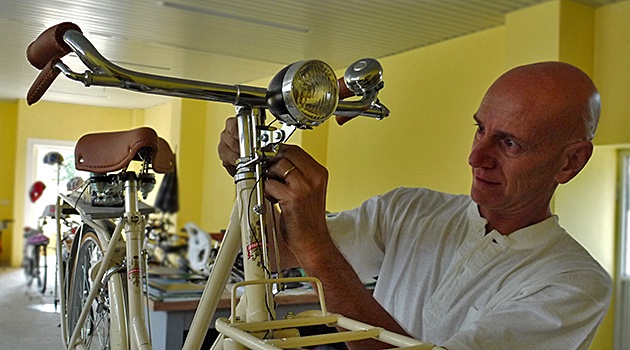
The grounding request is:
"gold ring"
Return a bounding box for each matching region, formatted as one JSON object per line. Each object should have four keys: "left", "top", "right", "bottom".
{"left": 282, "top": 165, "right": 297, "bottom": 179}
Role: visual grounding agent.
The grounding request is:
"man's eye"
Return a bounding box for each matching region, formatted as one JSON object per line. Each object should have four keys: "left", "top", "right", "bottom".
{"left": 475, "top": 123, "right": 484, "bottom": 134}
{"left": 503, "top": 139, "right": 519, "bottom": 149}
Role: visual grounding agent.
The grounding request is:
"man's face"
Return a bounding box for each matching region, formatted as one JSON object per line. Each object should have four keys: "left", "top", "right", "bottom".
{"left": 468, "top": 89, "right": 570, "bottom": 219}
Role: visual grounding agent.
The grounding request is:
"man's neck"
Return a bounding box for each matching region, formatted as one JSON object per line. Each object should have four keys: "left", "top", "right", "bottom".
{"left": 481, "top": 206, "right": 553, "bottom": 235}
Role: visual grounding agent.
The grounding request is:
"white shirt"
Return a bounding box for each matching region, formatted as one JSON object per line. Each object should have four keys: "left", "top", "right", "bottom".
{"left": 327, "top": 187, "right": 611, "bottom": 349}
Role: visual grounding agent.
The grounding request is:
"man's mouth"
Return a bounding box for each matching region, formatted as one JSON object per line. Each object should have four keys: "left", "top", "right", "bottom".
{"left": 473, "top": 173, "right": 500, "bottom": 186}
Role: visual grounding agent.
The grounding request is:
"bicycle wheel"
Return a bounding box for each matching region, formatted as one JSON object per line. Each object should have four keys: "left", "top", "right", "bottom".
{"left": 32, "top": 245, "right": 42, "bottom": 291}
{"left": 67, "top": 229, "right": 113, "bottom": 349}
{"left": 38, "top": 244, "right": 48, "bottom": 294}
{"left": 24, "top": 245, "right": 35, "bottom": 287}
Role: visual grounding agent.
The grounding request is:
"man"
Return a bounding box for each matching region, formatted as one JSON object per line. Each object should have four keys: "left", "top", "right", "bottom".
{"left": 218, "top": 61, "right": 611, "bottom": 349}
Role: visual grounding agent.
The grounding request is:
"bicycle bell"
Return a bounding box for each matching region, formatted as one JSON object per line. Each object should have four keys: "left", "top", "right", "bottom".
{"left": 343, "top": 58, "right": 384, "bottom": 95}
{"left": 267, "top": 60, "right": 339, "bottom": 129}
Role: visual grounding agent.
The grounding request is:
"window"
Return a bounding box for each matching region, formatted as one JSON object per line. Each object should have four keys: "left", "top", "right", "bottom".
{"left": 24, "top": 139, "right": 78, "bottom": 241}
{"left": 616, "top": 150, "right": 630, "bottom": 350}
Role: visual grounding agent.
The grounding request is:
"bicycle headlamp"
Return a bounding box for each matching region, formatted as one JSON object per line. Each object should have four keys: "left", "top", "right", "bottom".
{"left": 267, "top": 60, "right": 338, "bottom": 128}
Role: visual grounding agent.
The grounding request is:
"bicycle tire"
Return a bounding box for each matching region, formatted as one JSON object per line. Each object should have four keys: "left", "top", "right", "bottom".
{"left": 24, "top": 246, "right": 35, "bottom": 287}
{"left": 67, "top": 228, "right": 119, "bottom": 349}
{"left": 33, "top": 245, "right": 42, "bottom": 291}
{"left": 38, "top": 244, "right": 48, "bottom": 294}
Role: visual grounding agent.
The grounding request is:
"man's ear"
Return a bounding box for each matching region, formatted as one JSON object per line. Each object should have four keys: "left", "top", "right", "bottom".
{"left": 555, "top": 141, "right": 593, "bottom": 184}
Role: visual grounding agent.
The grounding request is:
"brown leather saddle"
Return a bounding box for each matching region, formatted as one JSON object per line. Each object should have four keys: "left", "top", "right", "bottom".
{"left": 75, "top": 127, "right": 175, "bottom": 174}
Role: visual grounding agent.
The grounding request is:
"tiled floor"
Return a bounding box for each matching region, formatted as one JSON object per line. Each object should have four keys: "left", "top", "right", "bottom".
{"left": 0, "top": 254, "right": 63, "bottom": 350}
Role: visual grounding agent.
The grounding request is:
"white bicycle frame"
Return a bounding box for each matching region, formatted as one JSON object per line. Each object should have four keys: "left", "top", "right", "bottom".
{"left": 56, "top": 172, "right": 153, "bottom": 350}
{"left": 32, "top": 22, "right": 445, "bottom": 350}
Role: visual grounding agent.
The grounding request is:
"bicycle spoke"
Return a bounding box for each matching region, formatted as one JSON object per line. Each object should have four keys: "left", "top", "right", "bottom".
{"left": 68, "top": 230, "right": 112, "bottom": 350}
{"left": 86, "top": 307, "right": 110, "bottom": 349}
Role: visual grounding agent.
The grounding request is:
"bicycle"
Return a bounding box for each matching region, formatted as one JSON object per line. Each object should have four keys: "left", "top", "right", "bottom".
{"left": 55, "top": 127, "right": 175, "bottom": 350}
{"left": 27, "top": 22, "right": 445, "bottom": 350}
{"left": 23, "top": 214, "right": 51, "bottom": 295}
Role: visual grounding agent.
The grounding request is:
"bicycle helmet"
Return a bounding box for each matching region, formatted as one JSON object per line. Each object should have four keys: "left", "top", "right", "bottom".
{"left": 43, "top": 151, "right": 64, "bottom": 165}
{"left": 42, "top": 204, "right": 56, "bottom": 217}
{"left": 29, "top": 181, "right": 46, "bottom": 203}
{"left": 66, "top": 176, "right": 84, "bottom": 191}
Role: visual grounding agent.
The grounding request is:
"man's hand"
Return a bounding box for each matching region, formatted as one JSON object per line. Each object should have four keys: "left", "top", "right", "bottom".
{"left": 265, "top": 144, "right": 330, "bottom": 256}
{"left": 217, "top": 117, "right": 239, "bottom": 177}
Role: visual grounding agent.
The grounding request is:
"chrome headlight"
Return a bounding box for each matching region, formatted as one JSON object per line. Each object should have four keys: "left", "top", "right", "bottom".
{"left": 267, "top": 60, "right": 338, "bottom": 128}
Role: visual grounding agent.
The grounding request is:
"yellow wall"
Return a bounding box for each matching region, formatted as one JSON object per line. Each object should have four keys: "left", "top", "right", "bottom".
{"left": 505, "top": 1, "right": 561, "bottom": 63}
{"left": 593, "top": 0, "right": 630, "bottom": 145}
{"left": 144, "top": 100, "right": 179, "bottom": 144}
{"left": 569, "top": 150, "right": 617, "bottom": 266}
{"left": 200, "top": 102, "right": 237, "bottom": 232}
{"left": 172, "top": 99, "right": 207, "bottom": 228}
{"left": 142, "top": 99, "right": 181, "bottom": 213}
{"left": 0, "top": 101, "right": 17, "bottom": 262}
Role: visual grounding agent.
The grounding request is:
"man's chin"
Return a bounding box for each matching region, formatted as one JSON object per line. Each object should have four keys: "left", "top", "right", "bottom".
{"left": 470, "top": 188, "right": 502, "bottom": 207}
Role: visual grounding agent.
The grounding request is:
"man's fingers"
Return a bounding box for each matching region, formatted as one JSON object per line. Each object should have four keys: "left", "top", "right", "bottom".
{"left": 218, "top": 117, "right": 240, "bottom": 175}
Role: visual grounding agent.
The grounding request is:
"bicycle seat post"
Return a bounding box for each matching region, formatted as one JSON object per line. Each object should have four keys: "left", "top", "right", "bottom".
{"left": 122, "top": 170, "right": 153, "bottom": 349}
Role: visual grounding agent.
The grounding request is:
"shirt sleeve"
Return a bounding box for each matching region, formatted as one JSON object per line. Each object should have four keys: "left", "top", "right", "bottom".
{"left": 326, "top": 187, "right": 452, "bottom": 283}
{"left": 326, "top": 194, "right": 387, "bottom": 282}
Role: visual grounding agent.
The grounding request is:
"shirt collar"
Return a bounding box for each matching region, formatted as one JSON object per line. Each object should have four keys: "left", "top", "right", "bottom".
{"left": 467, "top": 200, "right": 565, "bottom": 249}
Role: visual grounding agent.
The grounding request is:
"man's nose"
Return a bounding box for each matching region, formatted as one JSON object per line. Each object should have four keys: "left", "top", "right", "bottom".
{"left": 468, "top": 137, "right": 495, "bottom": 168}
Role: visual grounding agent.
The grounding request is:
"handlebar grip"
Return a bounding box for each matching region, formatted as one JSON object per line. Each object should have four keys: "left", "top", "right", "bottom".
{"left": 27, "top": 59, "right": 61, "bottom": 105}
{"left": 26, "top": 22, "right": 82, "bottom": 70}
{"left": 338, "top": 77, "right": 354, "bottom": 100}
{"left": 336, "top": 77, "right": 356, "bottom": 126}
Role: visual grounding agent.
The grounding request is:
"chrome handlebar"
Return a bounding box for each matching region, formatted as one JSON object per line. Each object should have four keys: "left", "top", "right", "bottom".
{"left": 26, "top": 22, "right": 389, "bottom": 126}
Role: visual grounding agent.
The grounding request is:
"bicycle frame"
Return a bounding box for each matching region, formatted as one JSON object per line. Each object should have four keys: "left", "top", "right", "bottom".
{"left": 31, "top": 22, "right": 444, "bottom": 350}
{"left": 56, "top": 172, "right": 152, "bottom": 350}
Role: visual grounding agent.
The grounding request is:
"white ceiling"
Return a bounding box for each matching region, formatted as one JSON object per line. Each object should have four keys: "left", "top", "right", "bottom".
{"left": 0, "top": 0, "right": 623, "bottom": 109}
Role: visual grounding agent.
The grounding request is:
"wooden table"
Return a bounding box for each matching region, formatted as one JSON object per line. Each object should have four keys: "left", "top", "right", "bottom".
{"left": 148, "top": 287, "right": 321, "bottom": 350}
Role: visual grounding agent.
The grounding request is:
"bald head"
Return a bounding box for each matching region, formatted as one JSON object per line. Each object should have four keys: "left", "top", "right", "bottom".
{"left": 484, "top": 62, "right": 601, "bottom": 141}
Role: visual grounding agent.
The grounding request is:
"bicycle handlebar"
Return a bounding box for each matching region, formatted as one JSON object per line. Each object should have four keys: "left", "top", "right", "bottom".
{"left": 26, "top": 22, "right": 389, "bottom": 126}
{"left": 26, "top": 22, "right": 81, "bottom": 69}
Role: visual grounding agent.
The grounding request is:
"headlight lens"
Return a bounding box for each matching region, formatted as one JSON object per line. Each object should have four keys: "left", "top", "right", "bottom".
{"left": 267, "top": 60, "right": 338, "bottom": 128}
